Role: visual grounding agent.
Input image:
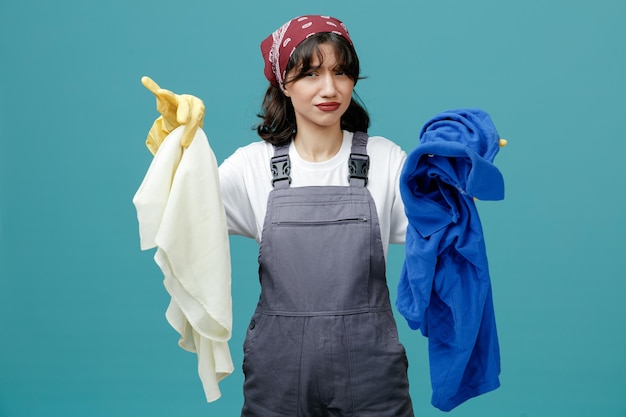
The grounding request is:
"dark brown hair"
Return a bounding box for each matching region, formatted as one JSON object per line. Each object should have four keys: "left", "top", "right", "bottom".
{"left": 255, "top": 32, "right": 370, "bottom": 146}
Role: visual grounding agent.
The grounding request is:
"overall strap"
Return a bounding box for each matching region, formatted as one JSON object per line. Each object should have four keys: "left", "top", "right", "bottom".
{"left": 270, "top": 143, "right": 291, "bottom": 189}
{"left": 271, "top": 132, "right": 369, "bottom": 188}
{"left": 349, "top": 131, "right": 369, "bottom": 187}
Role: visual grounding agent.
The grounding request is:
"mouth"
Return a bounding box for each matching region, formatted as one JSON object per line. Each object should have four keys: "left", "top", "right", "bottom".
{"left": 315, "top": 102, "right": 341, "bottom": 112}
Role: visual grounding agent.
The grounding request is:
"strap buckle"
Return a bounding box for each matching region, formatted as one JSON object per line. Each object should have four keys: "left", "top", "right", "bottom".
{"left": 349, "top": 153, "right": 369, "bottom": 186}
{"left": 271, "top": 155, "right": 292, "bottom": 187}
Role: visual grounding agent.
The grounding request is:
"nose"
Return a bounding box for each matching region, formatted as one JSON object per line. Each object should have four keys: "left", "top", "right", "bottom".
{"left": 320, "top": 73, "right": 337, "bottom": 97}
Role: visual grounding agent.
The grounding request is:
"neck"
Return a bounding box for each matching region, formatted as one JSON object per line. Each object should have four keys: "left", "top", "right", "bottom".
{"left": 293, "top": 126, "right": 344, "bottom": 162}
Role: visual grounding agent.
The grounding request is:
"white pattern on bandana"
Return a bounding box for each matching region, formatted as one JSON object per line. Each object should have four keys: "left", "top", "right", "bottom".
{"left": 269, "top": 19, "right": 293, "bottom": 90}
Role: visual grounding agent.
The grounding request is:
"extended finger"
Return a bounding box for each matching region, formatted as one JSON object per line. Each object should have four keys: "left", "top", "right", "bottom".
{"left": 154, "top": 88, "right": 178, "bottom": 109}
{"left": 142, "top": 76, "right": 178, "bottom": 107}
{"left": 141, "top": 76, "right": 160, "bottom": 94}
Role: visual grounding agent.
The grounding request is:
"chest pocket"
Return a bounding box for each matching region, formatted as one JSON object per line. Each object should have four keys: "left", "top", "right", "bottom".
{"left": 261, "top": 188, "right": 373, "bottom": 314}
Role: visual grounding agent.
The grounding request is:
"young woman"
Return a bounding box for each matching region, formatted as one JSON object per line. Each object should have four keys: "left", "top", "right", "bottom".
{"left": 143, "top": 15, "right": 414, "bottom": 417}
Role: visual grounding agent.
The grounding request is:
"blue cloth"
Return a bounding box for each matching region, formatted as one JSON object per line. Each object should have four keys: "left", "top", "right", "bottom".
{"left": 397, "top": 109, "right": 503, "bottom": 411}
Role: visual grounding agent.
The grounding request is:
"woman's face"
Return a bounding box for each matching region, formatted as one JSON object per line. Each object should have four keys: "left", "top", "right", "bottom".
{"left": 283, "top": 43, "right": 355, "bottom": 133}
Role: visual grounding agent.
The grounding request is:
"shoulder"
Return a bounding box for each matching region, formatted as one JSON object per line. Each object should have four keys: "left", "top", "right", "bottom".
{"left": 219, "top": 141, "right": 275, "bottom": 188}
{"left": 368, "top": 134, "right": 404, "bottom": 148}
{"left": 365, "top": 134, "right": 407, "bottom": 165}
{"left": 220, "top": 141, "right": 274, "bottom": 171}
{"left": 226, "top": 140, "right": 274, "bottom": 162}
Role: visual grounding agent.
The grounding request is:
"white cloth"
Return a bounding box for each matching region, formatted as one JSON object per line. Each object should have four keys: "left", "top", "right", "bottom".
{"left": 219, "top": 131, "right": 408, "bottom": 257}
{"left": 133, "top": 126, "right": 233, "bottom": 402}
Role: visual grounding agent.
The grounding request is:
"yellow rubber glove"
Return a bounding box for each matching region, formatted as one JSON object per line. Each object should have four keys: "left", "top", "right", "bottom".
{"left": 141, "top": 76, "right": 205, "bottom": 155}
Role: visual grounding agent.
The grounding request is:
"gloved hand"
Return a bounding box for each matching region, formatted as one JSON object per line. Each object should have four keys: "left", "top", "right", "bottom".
{"left": 141, "top": 76, "right": 205, "bottom": 155}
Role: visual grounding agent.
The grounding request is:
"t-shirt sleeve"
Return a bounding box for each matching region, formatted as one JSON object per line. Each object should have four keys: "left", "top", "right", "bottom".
{"left": 389, "top": 145, "right": 409, "bottom": 244}
{"left": 218, "top": 149, "right": 258, "bottom": 239}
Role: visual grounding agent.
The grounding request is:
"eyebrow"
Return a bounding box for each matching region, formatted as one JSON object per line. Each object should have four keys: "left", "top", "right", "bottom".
{"left": 301, "top": 62, "right": 345, "bottom": 72}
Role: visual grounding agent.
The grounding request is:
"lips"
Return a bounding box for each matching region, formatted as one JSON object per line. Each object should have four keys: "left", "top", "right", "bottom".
{"left": 316, "top": 102, "right": 341, "bottom": 111}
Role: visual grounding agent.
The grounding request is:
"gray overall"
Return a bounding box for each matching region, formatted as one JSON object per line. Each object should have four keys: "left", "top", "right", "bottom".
{"left": 241, "top": 132, "right": 414, "bottom": 417}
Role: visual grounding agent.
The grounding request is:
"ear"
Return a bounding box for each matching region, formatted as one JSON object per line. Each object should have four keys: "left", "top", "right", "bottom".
{"left": 282, "top": 86, "right": 290, "bottom": 97}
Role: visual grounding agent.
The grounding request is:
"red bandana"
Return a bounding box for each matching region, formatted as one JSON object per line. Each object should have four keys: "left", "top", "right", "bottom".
{"left": 260, "top": 15, "right": 353, "bottom": 90}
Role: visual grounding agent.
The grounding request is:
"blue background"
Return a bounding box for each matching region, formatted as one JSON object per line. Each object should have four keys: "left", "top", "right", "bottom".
{"left": 1, "top": 0, "right": 625, "bottom": 416}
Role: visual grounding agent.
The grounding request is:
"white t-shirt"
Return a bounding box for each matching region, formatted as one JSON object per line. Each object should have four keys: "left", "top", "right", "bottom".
{"left": 218, "top": 130, "right": 408, "bottom": 257}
